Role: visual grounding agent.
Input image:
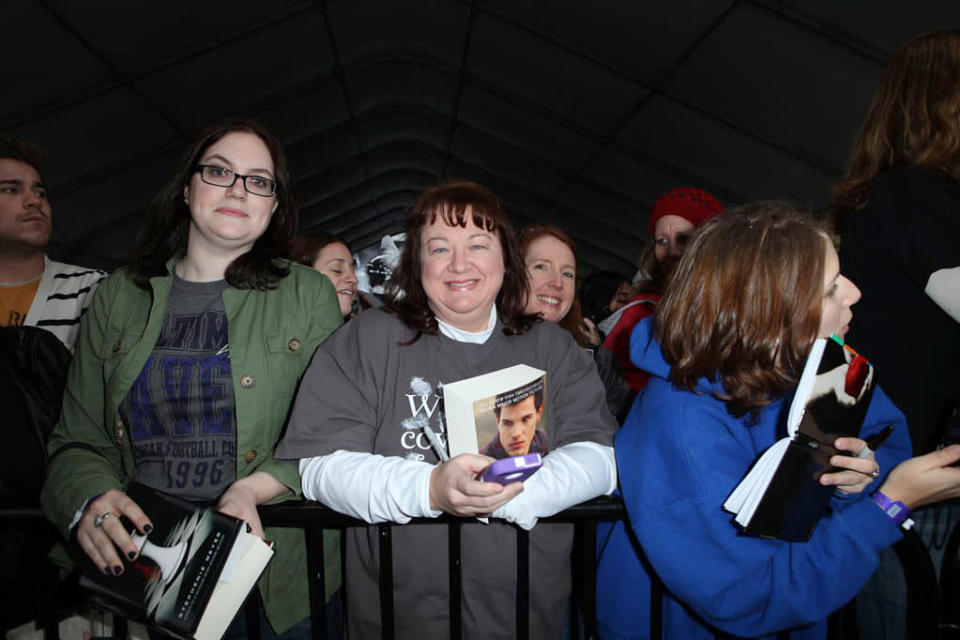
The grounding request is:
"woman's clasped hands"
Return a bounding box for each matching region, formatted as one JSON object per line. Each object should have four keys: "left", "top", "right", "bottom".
{"left": 429, "top": 454, "right": 524, "bottom": 517}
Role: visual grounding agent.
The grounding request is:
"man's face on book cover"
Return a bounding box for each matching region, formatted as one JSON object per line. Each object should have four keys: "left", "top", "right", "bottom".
{"left": 496, "top": 394, "right": 543, "bottom": 456}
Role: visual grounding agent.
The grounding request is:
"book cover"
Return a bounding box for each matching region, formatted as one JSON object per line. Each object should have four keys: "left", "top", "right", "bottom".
{"left": 442, "top": 364, "right": 548, "bottom": 461}
{"left": 78, "top": 483, "right": 273, "bottom": 640}
{"left": 724, "top": 337, "right": 877, "bottom": 541}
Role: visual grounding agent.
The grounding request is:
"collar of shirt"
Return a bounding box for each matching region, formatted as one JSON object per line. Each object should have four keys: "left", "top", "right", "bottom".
{"left": 436, "top": 305, "right": 497, "bottom": 344}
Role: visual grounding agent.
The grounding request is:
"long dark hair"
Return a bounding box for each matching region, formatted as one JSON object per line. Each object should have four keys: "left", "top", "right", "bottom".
{"left": 519, "top": 224, "right": 589, "bottom": 348}
{"left": 657, "top": 202, "right": 827, "bottom": 420}
{"left": 833, "top": 31, "right": 960, "bottom": 211}
{"left": 130, "top": 118, "right": 297, "bottom": 289}
{"left": 385, "top": 181, "right": 538, "bottom": 341}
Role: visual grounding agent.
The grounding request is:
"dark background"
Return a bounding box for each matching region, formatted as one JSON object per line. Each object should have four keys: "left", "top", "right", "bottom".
{"left": 4, "top": 1, "right": 959, "bottom": 275}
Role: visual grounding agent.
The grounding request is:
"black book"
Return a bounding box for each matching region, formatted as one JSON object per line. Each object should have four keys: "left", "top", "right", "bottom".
{"left": 78, "top": 483, "right": 274, "bottom": 640}
{"left": 724, "top": 337, "right": 877, "bottom": 541}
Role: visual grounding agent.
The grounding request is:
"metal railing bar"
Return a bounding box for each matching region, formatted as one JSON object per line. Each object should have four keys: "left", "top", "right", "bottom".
{"left": 516, "top": 528, "right": 530, "bottom": 640}
{"left": 244, "top": 592, "right": 261, "bottom": 640}
{"left": 892, "top": 530, "right": 938, "bottom": 639}
{"left": 449, "top": 521, "right": 462, "bottom": 640}
{"left": 0, "top": 507, "right": 48, "bottom": 522}
{"left": 305, "top": 526, "right": 327, "bottom": 640}
{"left": 581, "top": 522, "right": 600, "bottom": 640}
{"left": 339, "top": 532, "right": 348, "bottom": 639}
{"left": 377, "top": 523, "right": 395, "bottom": 640}
{"left": 570, "top": 524, "right": 584, "bottom": 639}
{"left": 257, "top": 495, "right": 626, "bottom": 527}
{"left": 940, "top": 519, "right": 960, "bottom": 632}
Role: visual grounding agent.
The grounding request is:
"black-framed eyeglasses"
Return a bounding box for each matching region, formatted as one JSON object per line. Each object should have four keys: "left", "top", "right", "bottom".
{"left": 195, "top": 165, "right": 277, "bottom": 197}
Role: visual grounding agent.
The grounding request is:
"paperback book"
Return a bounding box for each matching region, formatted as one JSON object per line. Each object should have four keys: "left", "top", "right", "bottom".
{"left": 442, "top": 364, "right": 549, "bottom": 461}
{"left": 78, "top": 483, "right": 274, "bottom": 640}
{"left": 724, "top": 336, "right": 877, "bottom": 541}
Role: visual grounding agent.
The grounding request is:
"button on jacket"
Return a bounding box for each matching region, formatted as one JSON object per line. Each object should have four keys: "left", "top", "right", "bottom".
{"left": 42, "top": 257, "right": 343, "bottom": 633}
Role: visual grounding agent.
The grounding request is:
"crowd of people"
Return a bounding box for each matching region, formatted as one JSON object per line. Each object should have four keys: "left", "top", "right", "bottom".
{"left": 1, "top": 29, "right": 959, "bottom": 640}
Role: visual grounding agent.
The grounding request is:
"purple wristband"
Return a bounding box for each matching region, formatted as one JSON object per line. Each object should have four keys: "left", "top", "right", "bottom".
{"left": 871, "top": 490, "right": 912, "bottom": 527}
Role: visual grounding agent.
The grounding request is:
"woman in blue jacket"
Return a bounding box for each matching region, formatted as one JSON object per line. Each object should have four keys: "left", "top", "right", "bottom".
{"left": 596, "top": 202, "right": 960, "bottom": 639}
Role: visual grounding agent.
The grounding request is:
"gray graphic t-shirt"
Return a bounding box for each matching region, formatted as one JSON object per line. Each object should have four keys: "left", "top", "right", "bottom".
{"left": 120, "top": 275, "right": 237, "bottom": 501}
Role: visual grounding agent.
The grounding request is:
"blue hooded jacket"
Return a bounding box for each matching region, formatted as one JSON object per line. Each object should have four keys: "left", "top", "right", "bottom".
{"left": 596, "top": 318, "right": 911, "bottom": 639}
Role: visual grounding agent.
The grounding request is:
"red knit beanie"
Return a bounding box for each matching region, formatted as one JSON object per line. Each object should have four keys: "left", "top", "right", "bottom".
{"left": 648, "top": 187, "right": 723, "bottom": 235}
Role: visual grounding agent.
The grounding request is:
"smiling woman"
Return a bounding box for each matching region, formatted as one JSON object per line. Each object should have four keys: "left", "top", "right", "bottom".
{"left": 419, "top": 215, "right": 505, "bottom": 331}
{"left": 291, "top": 231, "right": 358, "bottom": 318}
{"left": 519, "top": 224, "right": 583, "bottom": 342}
{"left": 41, "top": 119, "right": 344, "bottom": 639}
{"left": 519, "top": 224, "right": 633, "bottom": 420}
{"left": 276, "top": 180, "right": 619, "bottom": 638}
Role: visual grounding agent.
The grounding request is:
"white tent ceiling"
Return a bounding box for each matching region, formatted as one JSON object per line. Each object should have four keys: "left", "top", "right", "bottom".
{"left": 4, "top": 0, "right": 959, "bottom": 275}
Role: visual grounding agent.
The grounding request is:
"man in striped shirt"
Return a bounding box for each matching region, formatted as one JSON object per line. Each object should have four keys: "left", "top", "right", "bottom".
{"left": 0, "top": 139, "right": 104, "bottom": 352}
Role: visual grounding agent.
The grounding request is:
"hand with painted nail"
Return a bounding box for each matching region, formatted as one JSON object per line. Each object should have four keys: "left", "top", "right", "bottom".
{"left": 76, "top": 489, "right": 152, "bottom": 576}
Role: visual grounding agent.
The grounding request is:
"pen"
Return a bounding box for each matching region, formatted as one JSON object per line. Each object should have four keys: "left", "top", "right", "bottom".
{"left": 857, "top": 424, "right": 895, "bottom": 458}
{"left": 830, "top": 334, "right": 869, "bottom": 363}
{"left": 422, "top": 425, "right": 450, "bottom": 462}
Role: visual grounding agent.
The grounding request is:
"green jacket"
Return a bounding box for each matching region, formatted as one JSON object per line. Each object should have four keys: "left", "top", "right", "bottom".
{"left": 41, "top": 258, "right": 342, "bottom": 633}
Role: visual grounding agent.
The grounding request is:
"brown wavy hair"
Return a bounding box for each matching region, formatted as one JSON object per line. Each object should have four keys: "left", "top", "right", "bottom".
{"left": 519, "top": 224, "right": 589, "bottom": 348}
{"left": 385, "top": 181, "right": 538, "bottom": 341}
{"left": 833, "top": 31, "right": 960, "bottom": 211}
{"left": 656, "top": 202, "right": 827, "bottom": 420}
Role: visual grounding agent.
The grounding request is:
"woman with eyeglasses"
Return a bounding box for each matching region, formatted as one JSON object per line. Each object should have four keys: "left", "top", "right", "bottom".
{"left": 41, "top": 119, "right": 343, "bottom": 638}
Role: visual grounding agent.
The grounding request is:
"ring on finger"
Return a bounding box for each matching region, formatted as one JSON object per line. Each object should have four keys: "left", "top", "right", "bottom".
{"left": 93, "top": 512, "right": 116, "bottom": 528}
{"left": 870, "top": 467, "right": 880, "bottom": 479}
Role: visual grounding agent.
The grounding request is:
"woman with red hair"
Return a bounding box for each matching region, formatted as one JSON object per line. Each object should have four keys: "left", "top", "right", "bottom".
{"left": 520, "top": 223, "right": 632, "bottom": 419}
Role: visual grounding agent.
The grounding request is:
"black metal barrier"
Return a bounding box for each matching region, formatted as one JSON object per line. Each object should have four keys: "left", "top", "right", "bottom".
{"left": 1, "top": 499, "right": 951, "bottom": 640}
{"left": 258, "top": 495, "right": 625, "bottom": 640}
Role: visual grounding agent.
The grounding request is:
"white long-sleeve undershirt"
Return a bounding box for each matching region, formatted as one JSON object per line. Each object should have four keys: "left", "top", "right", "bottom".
{"left": 299, "top": 452, "right": 440, "bottom": 523}
{"left": 298, "top": 305, "right": 617, "bottom": 527}
{"left": 491, "top": 440, "right": 616, "bottom": 529}
{"left": 298, "top": 440, "right": 616, "bottom": 528}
